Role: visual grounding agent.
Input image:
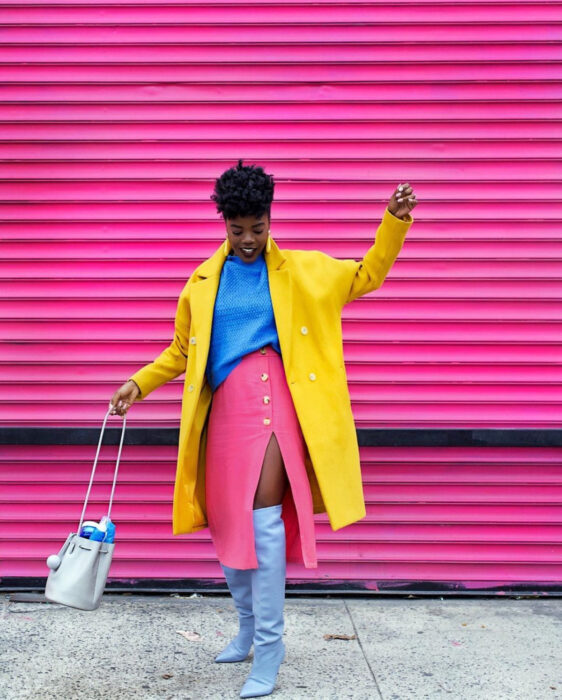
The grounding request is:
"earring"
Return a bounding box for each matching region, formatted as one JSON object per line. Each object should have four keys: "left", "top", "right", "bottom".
{"left": 266, "top": 230, "right": 271, "bottom": 253}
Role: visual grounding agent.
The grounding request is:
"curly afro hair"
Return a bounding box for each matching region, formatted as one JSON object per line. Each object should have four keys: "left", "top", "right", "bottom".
{"left": 210, "top": 159, "right": 275, "bottom": 221}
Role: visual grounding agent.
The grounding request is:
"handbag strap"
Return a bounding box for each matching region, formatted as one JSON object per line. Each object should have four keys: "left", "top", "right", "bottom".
{"left": 77, "top": 405, "right": 126, "bottom": 535}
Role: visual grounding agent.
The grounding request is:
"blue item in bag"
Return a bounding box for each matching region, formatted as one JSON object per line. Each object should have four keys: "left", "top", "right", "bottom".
{"left": 90, "top": 516, "right": 116, "bottom": 544}
{"left": 79, "top": 520, "right": 99, "bottom": 539}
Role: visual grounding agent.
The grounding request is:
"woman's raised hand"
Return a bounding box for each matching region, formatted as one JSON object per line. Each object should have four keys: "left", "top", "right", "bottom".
{"left": 388, "top": 182, "right": 417, "bottom": 220}
{"left": 109, "top": 380, "right": 141, "bottom": 416}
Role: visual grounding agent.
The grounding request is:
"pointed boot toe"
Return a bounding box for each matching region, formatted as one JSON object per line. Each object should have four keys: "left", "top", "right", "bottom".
{"left": 214, "top": 619, "right": 254, "bottom": 662}
{"left": 239, "top": 639, "right": 285, "bottom": 697}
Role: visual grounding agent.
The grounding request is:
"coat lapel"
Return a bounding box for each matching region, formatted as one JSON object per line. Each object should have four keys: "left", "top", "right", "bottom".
{"left": 189, "top": 235, "right": 294, "bottom": 382}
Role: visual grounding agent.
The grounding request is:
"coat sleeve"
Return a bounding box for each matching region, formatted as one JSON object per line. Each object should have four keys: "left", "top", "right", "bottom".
{"left": 332, "top": 206, "right": 414, "bottom": 306}
{"left": 127, "top": 277, "right": 193, "bottom": 400}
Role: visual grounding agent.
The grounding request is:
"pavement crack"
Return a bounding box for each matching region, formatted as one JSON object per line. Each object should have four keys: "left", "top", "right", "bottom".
{"left": 344, "top": 600, "right": 384, "bottom": 700}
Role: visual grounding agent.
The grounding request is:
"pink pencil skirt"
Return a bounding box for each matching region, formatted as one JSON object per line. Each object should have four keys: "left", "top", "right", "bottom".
{"left": 205, "top": 344, "right": 318, "bottom": 570}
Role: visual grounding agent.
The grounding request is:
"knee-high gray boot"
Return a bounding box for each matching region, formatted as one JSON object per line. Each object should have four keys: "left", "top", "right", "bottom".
{"left": 239, "top": 503, "right": 286, "bottom": 698}
{"left": 215, "top": 563, "right": 255, "bottom": 662}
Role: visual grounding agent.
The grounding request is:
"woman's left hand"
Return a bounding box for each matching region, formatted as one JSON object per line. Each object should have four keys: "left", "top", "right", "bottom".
{"left": 388, "top": 182, "right": 418, "bottom": 220}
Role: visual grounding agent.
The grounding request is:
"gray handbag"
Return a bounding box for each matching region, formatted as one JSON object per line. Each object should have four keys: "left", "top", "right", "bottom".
{"left": 45, "top": 406, "right": 126, "bottom": 610}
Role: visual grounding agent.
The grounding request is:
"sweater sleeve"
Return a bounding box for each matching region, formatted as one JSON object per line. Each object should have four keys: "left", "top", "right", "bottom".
{"left": 127, "top": 278, "right": 192, "bottom": 400}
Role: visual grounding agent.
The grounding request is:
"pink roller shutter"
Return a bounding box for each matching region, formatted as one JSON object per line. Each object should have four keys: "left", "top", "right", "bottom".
{"left": 1, "top": 1, "right": 561, "bottom": 593}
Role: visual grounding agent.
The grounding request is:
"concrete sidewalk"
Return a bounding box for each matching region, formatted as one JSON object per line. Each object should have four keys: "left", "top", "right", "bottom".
{"left": 1, "top": 593, "right": 561, "bottom": 699}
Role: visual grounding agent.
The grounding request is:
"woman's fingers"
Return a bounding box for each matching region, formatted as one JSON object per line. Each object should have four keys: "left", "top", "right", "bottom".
{"left": 113, "top": 401, "right": 129, "bottom": 415}
{"left": 395, "top": 183, "right": 417, "bottom": 214}
{"left": 109, "top": 389, "right": 133, "bottom": 415}
{"left": 396, "top": 182, "right": 413, "bottom": 202}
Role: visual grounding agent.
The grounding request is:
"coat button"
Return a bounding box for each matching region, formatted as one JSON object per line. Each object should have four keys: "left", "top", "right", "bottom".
{"left": 188, "top": 384, "right": 194, "bottom": 392}
{"left": 259, "top": 347, "right": 266, "bottom": 354}
{"left": 301, "top": 326, "right": 308, "bottom": 334}
{"left": 309, "top": 372, "right": 316, "bottom": 381}
{"left": 263, "top": 395, "right": 270, "bottom": 404}
{"left": 263, "top": 417, "right": 271, "bottom": 425}
{"left": 190, "top": 336, "right": 197, "bottom": 345}
{"left": 261, "top": 373, "right": 269, "bottom": 381}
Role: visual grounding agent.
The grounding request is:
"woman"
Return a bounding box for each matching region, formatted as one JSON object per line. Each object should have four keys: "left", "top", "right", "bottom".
{"left": 110, "top": 160, "right": 417, "bottom": 698}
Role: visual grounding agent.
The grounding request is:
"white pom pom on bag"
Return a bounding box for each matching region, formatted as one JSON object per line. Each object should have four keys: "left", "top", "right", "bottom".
{"left": 45, "top": 406, "right": 126, "bottom": 610}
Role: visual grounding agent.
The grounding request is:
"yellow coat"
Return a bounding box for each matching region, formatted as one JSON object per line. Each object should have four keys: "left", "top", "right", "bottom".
{"left": 129, "top": 206, "right": 414, "bottom": 535}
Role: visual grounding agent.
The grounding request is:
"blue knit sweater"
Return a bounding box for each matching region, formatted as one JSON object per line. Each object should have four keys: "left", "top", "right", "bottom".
{"left": 205, "top": 249, "right": 282, "bottom": 392}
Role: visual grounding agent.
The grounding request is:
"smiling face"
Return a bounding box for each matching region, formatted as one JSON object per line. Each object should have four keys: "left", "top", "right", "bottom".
{"left": 225, "top": 212, "right": 270, "bottom": 262}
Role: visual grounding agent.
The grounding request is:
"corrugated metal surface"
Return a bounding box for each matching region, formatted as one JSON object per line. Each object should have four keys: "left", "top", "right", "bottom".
{"left": 1, "top": 2, "right": 561, "bottom": 591}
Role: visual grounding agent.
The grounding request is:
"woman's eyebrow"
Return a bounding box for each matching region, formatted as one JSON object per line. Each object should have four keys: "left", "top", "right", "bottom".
{"left": 231, "top": 223, "right": 265, "bottom": 229}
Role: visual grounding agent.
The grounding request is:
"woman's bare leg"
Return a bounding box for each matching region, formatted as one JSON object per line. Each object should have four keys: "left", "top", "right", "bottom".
{"left": 253, "top": 432, "right": 289, "bottom": 508}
